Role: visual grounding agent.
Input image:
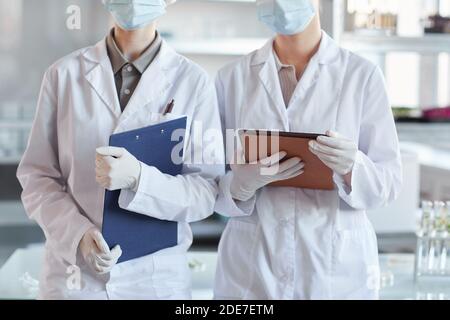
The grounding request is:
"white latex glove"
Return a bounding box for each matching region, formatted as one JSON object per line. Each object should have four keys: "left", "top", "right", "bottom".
{"left": 79, "top": 228, "right": 122, "bottom": 275}
{"left": 230, "top": 151, "right": 304, "bottom": 202}
{"left": 308, "top": 130, "right": 358, "bottom": 176}
{"left": 95, "top": 147, "right": 141, "bottom": 191}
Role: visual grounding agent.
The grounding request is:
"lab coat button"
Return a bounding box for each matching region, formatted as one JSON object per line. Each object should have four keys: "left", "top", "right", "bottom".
{"left": 126, "top": 65, "right": 133, "bottom": 72}
{"left": 124, "top": 89, "right": 131, "bottom": 95}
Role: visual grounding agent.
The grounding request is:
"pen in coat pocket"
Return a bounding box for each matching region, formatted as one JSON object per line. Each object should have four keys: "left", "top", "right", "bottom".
{"left": 163, "top": 99, "right": 175, "bottom": 115}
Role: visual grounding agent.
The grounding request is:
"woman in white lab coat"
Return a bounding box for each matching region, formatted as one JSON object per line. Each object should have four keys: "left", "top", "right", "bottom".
{"left": 214, "top": 0, "right": 402, "bottom": 299}
{"left": 16, "top": 0, "right": 224, "bottom": 299}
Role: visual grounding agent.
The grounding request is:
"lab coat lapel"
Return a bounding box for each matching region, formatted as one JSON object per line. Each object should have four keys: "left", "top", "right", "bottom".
{"left": 82, "top": 39, "right": 122, "bottom": 119}
{"left": 288, "top": 32, "right": 346, "bottom": 133}
{"left": 254, "top": 40, "right": 289, "bottom": 130}
{"left": 290, "top": 58, "right": 320, "bottom": 105}
{"left": 289, "top": 32, "right": 338, "bottom": 107}
{"left": 119, "top": 41, "right": 175, "bottom": 125}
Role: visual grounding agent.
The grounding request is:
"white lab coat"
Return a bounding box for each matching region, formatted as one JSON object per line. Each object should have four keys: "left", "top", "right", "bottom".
{"left": 17, "top": 38, "right": 224, "bottom": 300}
{"left": 214, "top": 32, "right": 402, "bottom": 300}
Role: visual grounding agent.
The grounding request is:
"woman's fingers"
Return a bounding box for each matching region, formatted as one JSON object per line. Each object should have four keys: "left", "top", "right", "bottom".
{"left": 93, "top": 260, "right": 109, "bottom": 274}
{"left": 96, "top": 146, "right": 125, "bottom": 158}
{"left": 278, "top": 164, "right": 304, "bottom": 180}
{"left": 94, "top": 246, "right": 121, "bottom": 266}
{"left": 96, "top": 176, "right": 111, "bottom": 188}
{"left": 316, "top": 135, "right": 353, "bottom": 150}
{"left": 260, "top": 151, "right": 288, "bottom": 167}
{"left": 316, "top": 153, "right": 341, "bottom": 166}
{"left": 286, "top": 168, "right": 304, "bottom": 180}
{"left": 92, "top": 230, "right": 110, "bottom": 255}
{"left": 309, "top": 140, "right": 344, "bottom": 157}
{"left": 276, "top": 157, "right": 302, "bottom": 173}
{"left": 110, "top": 245, "right": 122, "bottom": 260}
{"left": 93, "top": 253, "right": 111, "bottom": 267}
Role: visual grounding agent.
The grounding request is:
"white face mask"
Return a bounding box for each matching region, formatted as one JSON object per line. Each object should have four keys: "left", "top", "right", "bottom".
{"left": 257, "top": 0, "right": 316, "bottom": 35}
{"left": 103, "top": 0, "right": 167, "bottom": 31}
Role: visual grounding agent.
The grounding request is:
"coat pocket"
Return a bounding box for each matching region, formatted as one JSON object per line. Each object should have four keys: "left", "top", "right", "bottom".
{"left": 215, "top": 218, "right": 260, "bottom": 299}
{"left": 152, "top": 254, "right": 191, "bottom": 299}
{"left": 107, "top": 253, "right": 190, "bottom": 299}
{"left": 331, "top": 224, "right": 380, "bottom": 300}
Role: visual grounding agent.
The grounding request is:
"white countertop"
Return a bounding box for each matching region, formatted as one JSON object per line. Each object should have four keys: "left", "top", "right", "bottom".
{"left": 1, "top": 245, "right": 450, "bottom": 300}
{"left": 400, "top": 142, "right": 450, "bottom": 171}
{"left": 378, "top": 254, "right": 450, "bottom": 300}
{"left": 0, "top": 245, "right": 216, "bottom": 300}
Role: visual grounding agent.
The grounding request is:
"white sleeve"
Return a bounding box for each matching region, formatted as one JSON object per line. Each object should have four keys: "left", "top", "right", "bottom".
{"left": 118, "top": 77, "right": 225, "bottom": 223}
{"left": 213, "top": 72, "right": 256, "bottom": 218}
{"left": 16, "top": 70, "right": 95, "bottom": 265}
{"left": 335, "top": 66, "right": 403, "bottom": 210}
{"left": 215, "top": 171, "right": 257, "bottom": 217}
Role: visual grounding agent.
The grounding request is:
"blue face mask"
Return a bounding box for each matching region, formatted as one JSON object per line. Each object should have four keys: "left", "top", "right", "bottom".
{"left": 103, "top": 0, "right": 167, "bottom": 31}
{"left": 257, "top": 0, "right": 316, "bottom": 35}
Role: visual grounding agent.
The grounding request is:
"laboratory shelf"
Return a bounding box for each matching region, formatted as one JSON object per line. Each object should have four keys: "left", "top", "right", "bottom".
{"left": 342, "top": 33, "right": 450, "bottom": 53}
{"left": 172, "top": 33, "right": 450, "bottom": 56}
{"left": 168, "top": 38, "right": 268, "bottom": 56}
{"left": 186, "top": 0, "right": 255, "bottom": 2}
{"left": 397, "top": 123, "right": 450, "bottom": 153}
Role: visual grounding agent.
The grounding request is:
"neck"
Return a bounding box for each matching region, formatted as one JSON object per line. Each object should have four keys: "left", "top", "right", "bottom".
{"left": 113, "top": 23, "right": 157, "bottom": 61}
{"left": 273, "top": 16, "right": 322, "bottom": 78}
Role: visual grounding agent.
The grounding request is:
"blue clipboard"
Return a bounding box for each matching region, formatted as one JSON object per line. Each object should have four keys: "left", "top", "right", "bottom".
{"left": 102, "top": 117, "right": 187, "bottom": 263}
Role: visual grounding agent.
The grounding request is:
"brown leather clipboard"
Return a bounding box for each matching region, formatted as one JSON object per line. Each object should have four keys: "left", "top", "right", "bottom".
{"left": 241, "top": 130, "right": 335, "bottom": 190}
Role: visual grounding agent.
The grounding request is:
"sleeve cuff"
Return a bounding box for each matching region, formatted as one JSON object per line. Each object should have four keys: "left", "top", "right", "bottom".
{"left": 334, "top": 151, "right": 366, "bottom": 204}
{"left": 118, "top": 163, "right": 177, "bottom": 215}
{"left": 131, "top": 162, "right": 143, "bottom": 193}
{"left": 118, "top": 162, "right": 150, "bottom": 213}
{"left": 214, "top": 172, "right": 256, "bottom": 217}
{"left": 64, "top": 218, "right": 95, "bottom": 266}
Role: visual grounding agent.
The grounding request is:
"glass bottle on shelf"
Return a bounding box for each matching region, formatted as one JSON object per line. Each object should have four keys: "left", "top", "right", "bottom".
{"left": 417, "top": 201, "right": 434, "bottom": 274}
{"left": 427, "top": 201, "right": 444, "bottom": 273}
{"left": 445, "top": 201, "right": 450, "bottom": 274}
{"left": 433, "top": 201, "right": 448, "bottom": 273}
{"left": 419, "top": 200, "right": 434, "bottom": 236}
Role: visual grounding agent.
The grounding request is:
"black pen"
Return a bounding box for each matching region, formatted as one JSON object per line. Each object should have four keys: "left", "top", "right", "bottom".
{"left": 163, "top": 99, "right": 175, "bottom": 115}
